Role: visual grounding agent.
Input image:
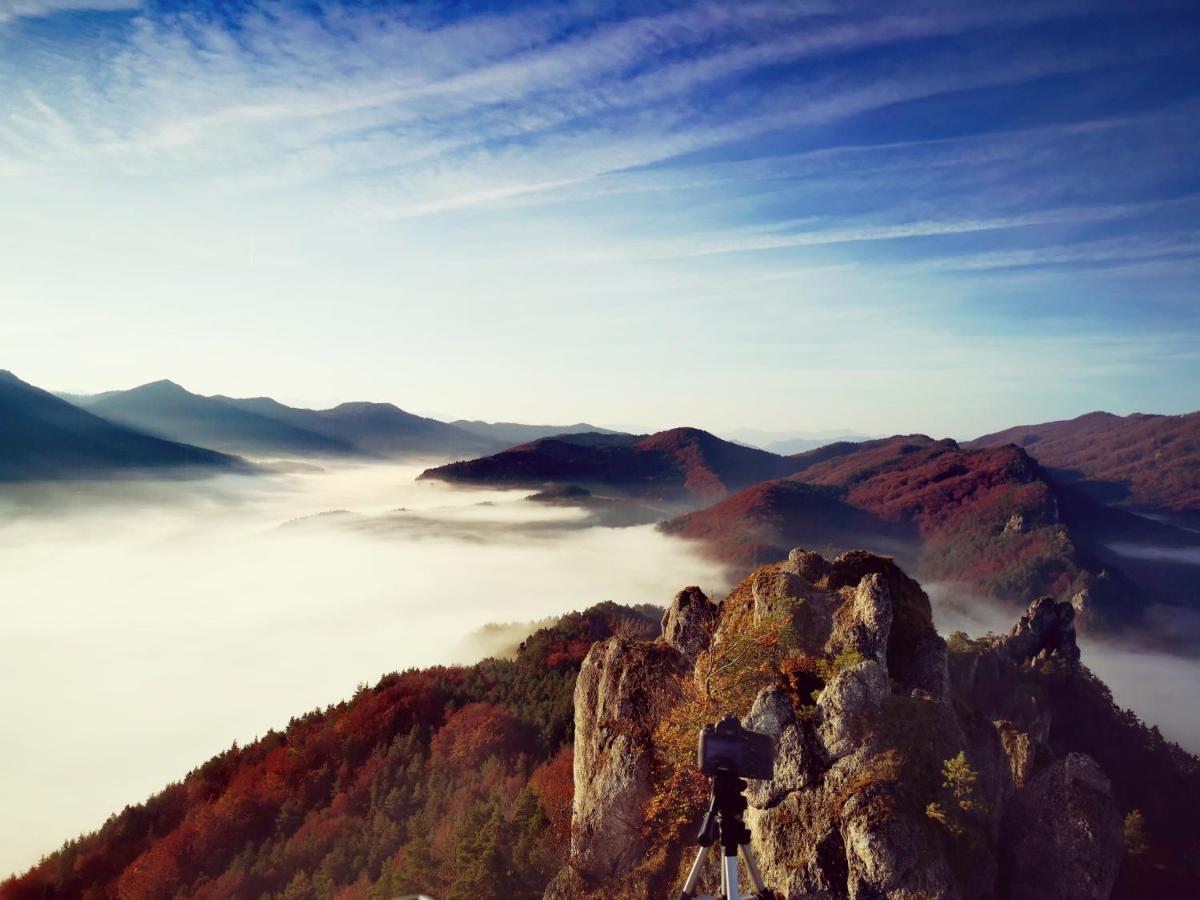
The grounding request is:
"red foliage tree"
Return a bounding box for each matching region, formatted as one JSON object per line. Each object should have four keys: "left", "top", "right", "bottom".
{"left": 529, "top": 747, "right": 574, "bottom": 841}
{"left": 430, "top": 702, "right": 526, "bottom": 774}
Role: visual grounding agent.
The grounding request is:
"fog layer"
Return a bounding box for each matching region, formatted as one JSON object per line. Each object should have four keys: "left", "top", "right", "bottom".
{"left": 0, "top": 463, "right": 726, "bottom": 877}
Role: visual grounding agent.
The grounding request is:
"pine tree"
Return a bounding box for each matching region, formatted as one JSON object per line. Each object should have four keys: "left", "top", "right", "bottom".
{"left": 448, "top": 802, "right": 511, "bottom": 900}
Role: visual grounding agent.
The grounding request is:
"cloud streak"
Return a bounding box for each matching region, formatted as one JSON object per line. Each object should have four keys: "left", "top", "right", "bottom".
{"left": 0, "top": 0, "right": 138, "bottom": 25}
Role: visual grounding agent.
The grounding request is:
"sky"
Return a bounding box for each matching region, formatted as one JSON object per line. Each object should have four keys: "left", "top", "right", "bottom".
{"left": 1, "top": 0, "right": 1198, "bottom": 438}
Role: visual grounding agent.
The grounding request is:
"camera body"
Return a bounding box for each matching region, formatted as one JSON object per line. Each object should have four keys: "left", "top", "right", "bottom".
{"left": 697, "top": 716, "right": 775, "bottom": 780}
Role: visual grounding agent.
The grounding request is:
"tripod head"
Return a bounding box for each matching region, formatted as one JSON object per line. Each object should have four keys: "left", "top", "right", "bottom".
{"left": 695, "top": 774, "right": 753, "bottom": 854}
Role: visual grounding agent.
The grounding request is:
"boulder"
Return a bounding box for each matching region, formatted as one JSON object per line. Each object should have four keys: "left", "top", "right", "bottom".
{"left": 835, "top": 572, "right": 893, "bottom": 665}
{"left": 661, "top": 585, "right": 719, "bottom": 663}
{"left": 842, "top": 788, "right": 958, "bottom": 900}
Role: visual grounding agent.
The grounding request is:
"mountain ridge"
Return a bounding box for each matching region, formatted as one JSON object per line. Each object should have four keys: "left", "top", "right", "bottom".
{"left": 967, "top": 410, "right": 1200, "bottom": 526}
{"left": 419, "top": 426, "right": 799, "bottom": 502}
{"left": 74, "top": 380, "right": 500, "bottom": 459}
{"left": 663, "top": 435, "right": 1200, "bottom": 632}
{"left": 0, "top": 370, "right": 245, "bottom": 481}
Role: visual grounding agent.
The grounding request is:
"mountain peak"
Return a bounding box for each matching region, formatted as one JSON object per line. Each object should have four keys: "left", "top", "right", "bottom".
{"left": 133, "top": 378, "right": 190, "bottom": 395}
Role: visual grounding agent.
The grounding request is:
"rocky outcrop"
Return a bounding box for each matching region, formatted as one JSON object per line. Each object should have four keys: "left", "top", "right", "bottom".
{"left": 1001, "top": 753, "right": 1123, "bottom": 899}
{"left": 815, "top": 660, "right": 890, "bottom": 759}
{"left": 997, "top": 596, "right": 1081, "bottom": 664}
{"left": 839, "top": 573, "right": 892, "bottom": 665}
{"left": 569, "top": 637, "right": 685, "bottom": 881}
{"left": 550, "top": 549, "right": 1131, "bottom": 900}
{"left": 743, "top": 687, "right": 823, "bottom": 807}
{"left": 660, "top": 586, "right": 719, "bottom": 663}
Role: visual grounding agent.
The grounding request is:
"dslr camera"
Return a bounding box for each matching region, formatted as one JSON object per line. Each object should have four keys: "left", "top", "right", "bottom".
{"left": 697, "top": 716, "right": 775, "bottom": 781}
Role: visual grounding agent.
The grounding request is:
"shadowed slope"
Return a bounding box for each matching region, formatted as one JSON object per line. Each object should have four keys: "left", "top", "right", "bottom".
{"left": 0, "top": 371, "right": 242, "bottom": 480}
{"left": 81, "top": 381, "right": 357, "bottom": 457}
{"left": 301, "top": 401, "right": 498, "bottom": 457}
{"left": 662, "top": 479, "right": 918, "bottom": 568}
{"left": 451, "top": 420, "right": 624, "bottom": 445}
{"left": 75, "top": 381, "right": 499, "bottom": 459}
{"left": 968, "top": 411, "right": 1200, "bottom": 525}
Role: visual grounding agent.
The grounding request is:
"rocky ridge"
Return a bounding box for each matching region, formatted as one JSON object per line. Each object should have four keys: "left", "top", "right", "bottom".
{"left": 546, "top": 548, "right": 1167, "bottom": 899}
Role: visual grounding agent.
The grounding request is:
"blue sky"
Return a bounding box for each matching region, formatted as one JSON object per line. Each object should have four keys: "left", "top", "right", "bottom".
{"left": 1, "top": 0, "right": 1197, "bottom": 437}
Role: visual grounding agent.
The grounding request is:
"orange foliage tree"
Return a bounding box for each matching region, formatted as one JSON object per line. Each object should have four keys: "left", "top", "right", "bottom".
{"left": 646, "top": 608, "right": 797, "bottom": 837}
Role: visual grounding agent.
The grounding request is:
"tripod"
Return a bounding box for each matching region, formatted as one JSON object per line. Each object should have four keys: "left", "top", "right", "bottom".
{"left": 677, "top": 774, "right": 775, "bottom": 900}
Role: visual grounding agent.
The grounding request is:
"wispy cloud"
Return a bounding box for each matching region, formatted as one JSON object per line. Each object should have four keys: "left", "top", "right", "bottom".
{"left": 571, "top": 199, "right": 1195, "bottom": 262}
{"left": 1, "top": 0, "right": 1197, "bottom": 431}
{"left": 0, "top": 0, "right": 138, "bottom": 24}
{"left": 8, "top": 0, "right": 1174, "bottom": 196}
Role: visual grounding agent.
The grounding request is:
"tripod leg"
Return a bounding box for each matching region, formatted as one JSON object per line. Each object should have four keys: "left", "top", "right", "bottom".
{"left": 739, "top": 844, "right": 768, "bottom": 895}
{"left": 724, "top": 853, "right": 741, "bottom": 900}
{"left": 678, "top": 844, "right": 710, "bottom": 899}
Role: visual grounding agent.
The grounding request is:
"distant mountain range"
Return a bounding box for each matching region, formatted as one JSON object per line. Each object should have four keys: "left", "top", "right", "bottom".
{"left": 0, "top": 371, "right": 243, "bottom": 481}
{"left": 451, "top": 419, "right": 621, "bottom": 445}
{"left": 63, "top": 379, "right": 628, "bottom": 462}
{"left": 721, "top": 427, "right": 881, "bottom": 454}
{"left": 71, "top": 380, "right": 500, "bottom": 459}
{"left": 6, "top": 367, "right": 1198, "bottom": 630}
{"left": 423, "top": 425, "right": 1200, "bottom": 632}
{"left": 968, "top": 410, "right": 1200, "bottom": 527}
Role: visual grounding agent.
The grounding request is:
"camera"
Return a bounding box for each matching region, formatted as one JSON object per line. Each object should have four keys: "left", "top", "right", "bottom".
{"left": 697, "top": 716, "right": 775, "bottom": 780}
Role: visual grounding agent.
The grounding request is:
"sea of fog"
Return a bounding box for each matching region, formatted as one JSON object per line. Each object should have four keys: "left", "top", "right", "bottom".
{"left": 4, "top": 466, "right": 1199, "bottom": 879}
{"left": 0, "top": 462, "right": 727, "bottom": 878}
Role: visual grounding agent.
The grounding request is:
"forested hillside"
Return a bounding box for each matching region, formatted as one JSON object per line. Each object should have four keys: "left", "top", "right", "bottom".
{"left": 968, "top": 411, "right": 1200, "bottom": 524}
{"left": 1, "top": 604, "right": 659, "bottom": 900}
{"left": 665, "top": 437, "right": 1200, "bottom": 629}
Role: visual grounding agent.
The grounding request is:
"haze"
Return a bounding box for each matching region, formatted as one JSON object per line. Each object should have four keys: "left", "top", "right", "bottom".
{"left": 0, "top": 463, "right": 726, "bottom": 877}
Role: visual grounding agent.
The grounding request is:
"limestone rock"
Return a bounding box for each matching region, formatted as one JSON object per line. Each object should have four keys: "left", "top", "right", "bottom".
{"left": 994, "top": 720, "right": 1039, "bottom": 788}
{"left": 788, "top": 547, "right": 833, "bottom": 582}
{"left": 837, "top": 572, "right": 893, "bottom": 665}
{"left": 541, "top": 865, "right": 586, "bottom": 900}
{"left": 748, "top": 789, "right": 849, "bottom": 899}
{"left": 817, "top": 660, "right": 890, "bottom": 760}
{"left": 751, "top": 566, "right": 808, "bottom": 624}
{"left": 999, "top": 596, "right": 1080, "bottom": 664}
{"left": 661, "top": 585, "right": 719, "bottom": 663}
{"left": 1001, "top": 753, "right": 1123, "bottom": 900}
{"left": 569, "top": 636, "right": 684, "bottom": 881}
{"left": 743, "top": 686, "right": 825, "bottom": 808}
{"left": 842, "top": 788, "right": 957, "bottom": 900}
{"left": 555, "top": 549, "right": 1134, "bottom": 900}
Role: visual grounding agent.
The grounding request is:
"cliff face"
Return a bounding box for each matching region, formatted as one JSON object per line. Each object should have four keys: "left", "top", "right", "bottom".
{"left": 548, "top": 548, "right": 1159, "bottom": 900}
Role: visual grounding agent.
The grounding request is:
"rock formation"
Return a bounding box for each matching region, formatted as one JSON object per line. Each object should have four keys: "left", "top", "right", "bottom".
{"left": 548, "top": 549, "right": 1128, "bottom": 900}
{"left": 660, "top": 586, "right": 719, "bottom": 663}
{"left": 568, "top": 637, "right": 685, "bottom": 882}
